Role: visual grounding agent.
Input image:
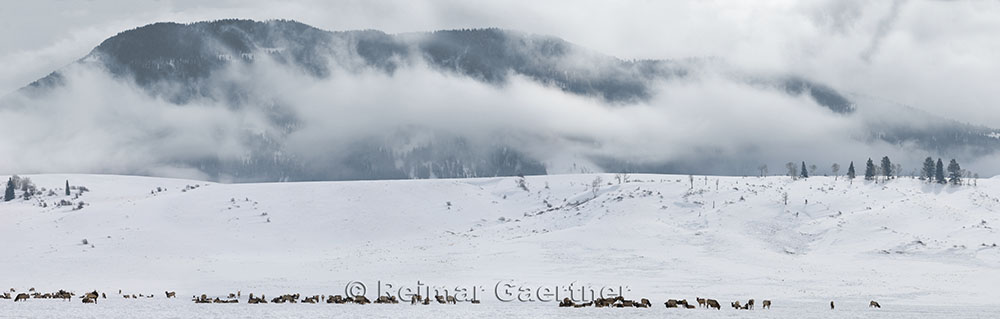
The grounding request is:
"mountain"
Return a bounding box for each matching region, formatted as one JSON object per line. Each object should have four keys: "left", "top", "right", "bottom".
{"left": 6, "top": 19, "right": 1000, "bottom": 181}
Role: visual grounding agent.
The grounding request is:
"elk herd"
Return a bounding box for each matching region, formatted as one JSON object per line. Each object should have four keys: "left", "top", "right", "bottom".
{"left": 557, "top": 296, "right": 772, "bottom": 310}
{"left": 1, "top": 287, "right": 883, "bottom": 312}
{"left": 196, "top": 292, "right": 477, "bottom": 305}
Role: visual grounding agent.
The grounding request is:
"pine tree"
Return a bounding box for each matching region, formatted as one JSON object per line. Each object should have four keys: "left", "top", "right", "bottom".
{"left": 4, "top": 178, "right": 15, "bottom": 202}
{"left": 65, "top": 180, "right": 70, "bottom": 196}
{"left": 947, "top": 159, "right": 962, "bottom": 185}
{"left": 921, "top": 157, "right": 935, "bottom": 181}
{"left": 881, "top": 156, "right": 893, "bottom": 179}
{"left": 847, "top": 161, "right": 856, "bottom": 179}
{"left": 864, "top": 158, "right": 875, "bottom": 180}
{"left": 800, "top": 161, "right": 809, "bottom": 178}
{"left": 935, "top": 158, "right": 946, "bottom": 184}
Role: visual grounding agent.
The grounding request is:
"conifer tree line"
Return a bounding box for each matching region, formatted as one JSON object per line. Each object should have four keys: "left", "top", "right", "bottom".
{"left": 774, "top": 156, "right": 976, "bottom": 186}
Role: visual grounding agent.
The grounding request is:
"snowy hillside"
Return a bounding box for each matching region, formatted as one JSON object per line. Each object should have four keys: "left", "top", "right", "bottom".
{"left": 1, "top": 173, "right": 999, "bottom": 316}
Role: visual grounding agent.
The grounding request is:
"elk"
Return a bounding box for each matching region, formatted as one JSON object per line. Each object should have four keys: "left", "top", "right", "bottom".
{"left": 375, "top": 296, "right": 399, "bottom": 304}
{"left": 696, "top": 297, "right": 706, "bottom": 308}
{"left": 762, "top": 300, "right": 772, "bottom": 309}
{"left": 328, "top": 295, "right": 347, "bottom": 304}
{"left": 640, "top": 298, "right": 652, "bottom": 308}
{"left": 870, "top": 300, "right": 881, "bottom": 308}
{"left": 165, "top": 291, "right": 176, "bottom": 298}
{"left": 706, "top": 299, "right": 721, "bottom": 310}
{"left": 559, "top": 297, "right": 574, "bottom": 307}
{"left": 83, "top": 291, "right": 99, "bottom": 300}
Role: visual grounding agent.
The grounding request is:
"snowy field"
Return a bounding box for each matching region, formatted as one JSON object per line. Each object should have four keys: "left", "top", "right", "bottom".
{"left": 1, "top": 173, "right": 999, "bottom": 318}
{"left": 0, "top": 300, "right": 996, "bottom": 319}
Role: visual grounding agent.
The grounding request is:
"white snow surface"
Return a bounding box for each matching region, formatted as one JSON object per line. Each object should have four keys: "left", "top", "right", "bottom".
{"left": 1, "top": 173, "right": 999, "bottom": 318}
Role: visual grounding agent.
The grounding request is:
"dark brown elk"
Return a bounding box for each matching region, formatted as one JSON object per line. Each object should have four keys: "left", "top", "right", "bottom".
{"left": 559, "top": 297, "right": 574, "bottom": 307}
{"left": 762, "top": 300, "right": 772, "bottom": 309}
{"left": 831, "top": 301, "right": 835, "bottom": 310}
{"left": 639, "top": 298, "right": 652, "bottom": 308}
{"left": 594, "top": 296, "right": 623, "bottom": 308}
{"left": 271, "top": 294, "right": 299, "bottom": 303}
{"left": 328, "top": 295, "right": 347, "bottom": 304}
{"left": 706, "top": 299, "right": 721, "bottom": 310}
{"left": 446, "top": 296, "right": 456, "bottom": 304}
{"left": 696, "top": 297, "right": 706, "bottom": 308}
{"left": 747, "top": 299, "right": 755, "bottom": 310}
{"left": 165, "top": 291, "right": 176, "bottom": 298}
{"left": 870, "top": 300, "right": 881, "bottom": 308}
{"left": 54, "top": 290, "right": 73, "bottom": 300}
{"left": 83, "top": 291, "right": 99, "bottom": 300}
{"left": 375, "top": 296, "right": 399, "bottom": 304}
{"left": 14, "top": 293, "right": 29, "bottom": 302}
{"left": 665, "top": 299, "right": 679, "bottom": 308}
{"left": 435, "top": 295, "right": 446, "bottom": 304}
{"left": 353, "top": 295, "right": 371, "bottom": 304}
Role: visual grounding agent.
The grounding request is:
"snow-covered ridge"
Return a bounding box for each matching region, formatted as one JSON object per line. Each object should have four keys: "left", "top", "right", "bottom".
{"left": 0, "top": 173, "right": 998, "bottom": 307}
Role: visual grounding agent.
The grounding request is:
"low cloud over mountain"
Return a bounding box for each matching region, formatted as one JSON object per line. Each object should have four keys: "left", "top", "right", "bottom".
{"left": 2, "top": 19, "right": 998, "bottom": 181}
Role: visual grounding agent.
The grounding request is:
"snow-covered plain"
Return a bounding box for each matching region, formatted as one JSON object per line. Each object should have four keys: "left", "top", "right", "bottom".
{"left": 1, "top": 173, "right": 999, "bottom": 318}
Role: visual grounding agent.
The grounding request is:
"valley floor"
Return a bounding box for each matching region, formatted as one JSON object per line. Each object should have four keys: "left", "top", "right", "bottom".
{"left": 1, "top": 173, "right": 998, "bottom": 317}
